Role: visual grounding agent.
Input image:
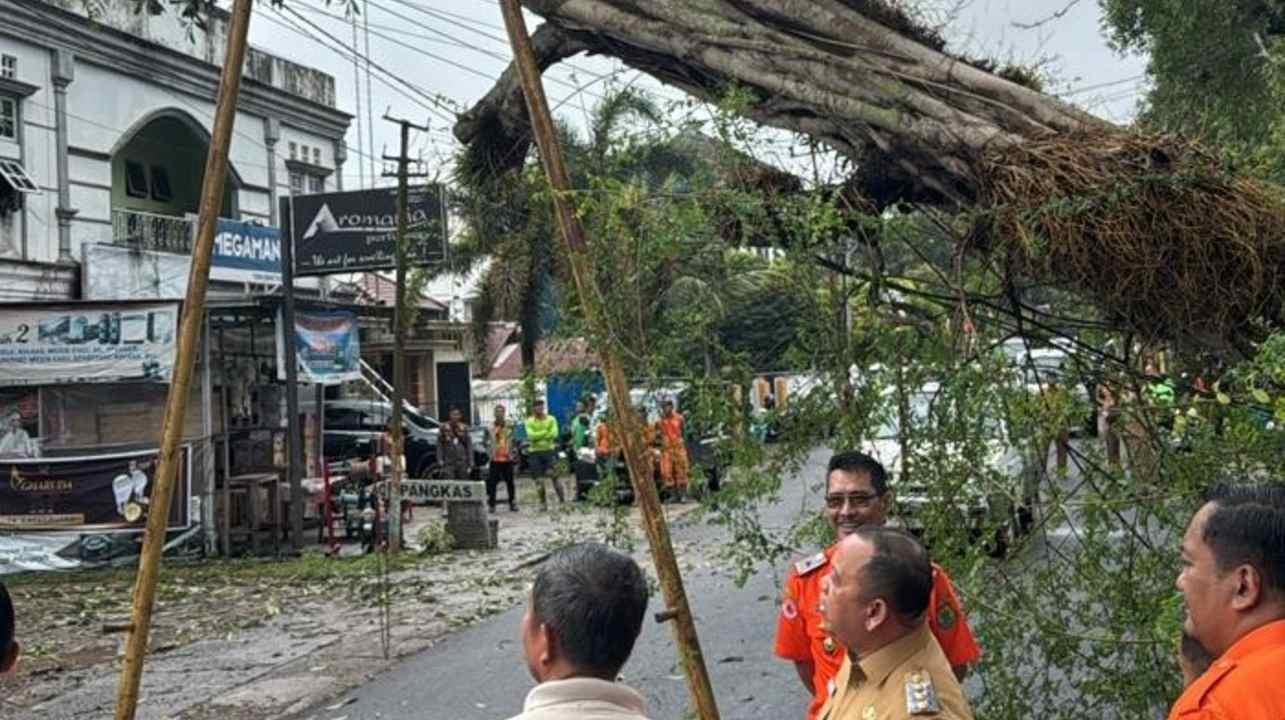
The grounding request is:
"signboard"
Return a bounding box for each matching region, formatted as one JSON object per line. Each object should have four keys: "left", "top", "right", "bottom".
{"left": 381, "top": 480, "right": 485, "bottom": 503}
{"left": 203, "top": 217, "right": 283, "bottom": 284}
{"left": 277, "top": 309, "right": 362, "bottom": 385}
{"left": 0, "top": 302, "right": 178, "bottom": 386}
{"left": 85, "top": 221, "right": 281, "bottom": 301}
{"left": 285, "top": 185, "right": 447, "bottom": 276}
{"left": 0, "top": 446, "right": 191, "bottom": 531}
{"left": 83, "top": 244, "right": 189, "bottom": 300}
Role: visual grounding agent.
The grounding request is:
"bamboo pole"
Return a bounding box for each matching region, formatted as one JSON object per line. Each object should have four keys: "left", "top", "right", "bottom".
{"left": 113, "top": 1, "right": 254, "bottom": 716}
{"left": 496, "top": 3, "right": 721, "bottom": 719}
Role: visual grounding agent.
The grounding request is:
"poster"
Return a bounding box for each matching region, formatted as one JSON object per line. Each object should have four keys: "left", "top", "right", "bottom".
{"left": 0, "top": 389, "right": 40, "bottom": 459}
{"left": 0, "top": 302, "right": 178, "bottom": 386}
{"left": 285, "top": 185, "right": 447, "bottom": 276}
{"left": 277, "top": 309, "right": 361, "bottom": 385}
{"left": 0, "top": 446, "right": 191, "bottom": 531}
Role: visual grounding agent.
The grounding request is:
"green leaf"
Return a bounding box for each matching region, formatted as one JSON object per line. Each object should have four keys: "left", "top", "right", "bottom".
{"left": 1217, "top": 392, "right": 1232, "bottom": 405}
{"left": 1252, "top": 389, "right": 1271, "bottom": 404}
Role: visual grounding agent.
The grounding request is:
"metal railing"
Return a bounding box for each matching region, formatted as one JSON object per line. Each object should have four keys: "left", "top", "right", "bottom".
{"left": 111, "top": 208, "right": 193, "bottom": 254}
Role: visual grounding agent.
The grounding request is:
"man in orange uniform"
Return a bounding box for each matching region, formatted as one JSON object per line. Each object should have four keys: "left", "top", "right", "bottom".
{"left": 1169, "top": 482, "right": 1285, "bottom": 720}
{"left": 775, "top": 450, "right": 980, "bottom": 720}
{"left": 655, "top": 399, "right": 689, "bottom": 499}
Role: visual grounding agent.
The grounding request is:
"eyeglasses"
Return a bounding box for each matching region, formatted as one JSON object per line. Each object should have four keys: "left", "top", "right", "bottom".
{"left": 825, "top": 492, "right": 882, "bottom": 510}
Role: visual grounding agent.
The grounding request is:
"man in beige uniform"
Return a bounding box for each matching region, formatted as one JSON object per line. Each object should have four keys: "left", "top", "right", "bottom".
{"left": 507, "top": 543, "right": 652, "bottom": 720}
{"left": 818, "top": 526, "right": 973, "bottom": 720}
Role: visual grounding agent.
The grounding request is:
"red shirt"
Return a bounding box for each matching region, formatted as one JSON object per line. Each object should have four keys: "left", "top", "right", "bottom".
{"left": 773, "top": 544, "right": 981, "bottom": 720}
{"left": 1169, "top": 619, "right": 1285, "bottom": 720}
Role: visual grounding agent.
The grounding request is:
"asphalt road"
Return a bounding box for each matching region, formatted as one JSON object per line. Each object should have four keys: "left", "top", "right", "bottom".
{"left": 297, "top": 450, "right": 831, "bottom": 720}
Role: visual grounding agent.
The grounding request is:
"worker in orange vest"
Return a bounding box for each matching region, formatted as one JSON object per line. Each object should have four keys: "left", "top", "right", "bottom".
{"left": 1169, "top": 482, "right": 1285, "bottom": 720}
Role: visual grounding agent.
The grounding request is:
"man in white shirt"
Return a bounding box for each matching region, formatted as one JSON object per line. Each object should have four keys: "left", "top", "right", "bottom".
{"left": 0, "top": 411, "right": 37, "bottom": 459}
{"left": 508, "top": 543, "right": 652, "bottom": 720}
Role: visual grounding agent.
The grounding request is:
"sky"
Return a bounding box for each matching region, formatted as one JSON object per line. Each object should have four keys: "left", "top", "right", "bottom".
{"left": 245, "top": 0, "right": 1151, "bottom": 192}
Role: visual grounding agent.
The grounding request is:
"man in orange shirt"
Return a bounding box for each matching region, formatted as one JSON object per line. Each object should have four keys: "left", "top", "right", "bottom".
{"left": 774, "top": 450, "right": 980, "bottom": 720}
{"left": 1169, "top": 482, "right": 1285, "bottom": 720}
{"left": 655, "top": 399, "right": 689, "bottom": 499}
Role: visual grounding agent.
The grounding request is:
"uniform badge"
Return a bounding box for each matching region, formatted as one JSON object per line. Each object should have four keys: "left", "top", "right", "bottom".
{"left": 823, "top": 636, "right": 837, "bottom": 654}
{"left": 904, "top": 671, "right": 942, "bottom": 716}
{"left": 794, "top": 552, "right": 827, "bottom": 577}
{"left": 936, "top": 604, "right": 956, "bottom": 631}
{"left": 862, "top": 705, "right": 876, "bottom": 720}
{"left": 782, "top": 599, "right": 799, "bottom": 620}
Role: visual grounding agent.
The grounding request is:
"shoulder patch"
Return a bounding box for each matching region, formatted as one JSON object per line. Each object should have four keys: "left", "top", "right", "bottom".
{"left": 794, "top": 552, "right": 827, "bottom": 577}
{"left": 936, "top": 604, "right": 956, "bottom": 631}
{"left": 904, "top": 670, "right": 942, "bottom": 716}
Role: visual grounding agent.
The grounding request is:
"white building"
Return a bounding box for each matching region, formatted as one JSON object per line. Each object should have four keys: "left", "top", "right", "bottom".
{"left": 0, "top": 0, "right": 352, "bottom": 301}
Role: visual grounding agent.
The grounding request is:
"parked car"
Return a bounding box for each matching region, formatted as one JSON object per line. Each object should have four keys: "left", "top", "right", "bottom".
{"left": 863, "top": 384, "right": 1037, "bottom": 555}
{"left": 313, "top": 399, "right": 488, "bottom": 480}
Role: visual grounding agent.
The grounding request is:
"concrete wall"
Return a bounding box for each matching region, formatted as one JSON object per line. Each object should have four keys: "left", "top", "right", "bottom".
{"left": 0, "top": 36, "right": 343, "bottom": 266}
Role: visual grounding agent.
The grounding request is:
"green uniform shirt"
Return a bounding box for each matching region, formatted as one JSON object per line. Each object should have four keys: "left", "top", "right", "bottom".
{"left": 524, "top": 415, "right": 559, "bottom": 453}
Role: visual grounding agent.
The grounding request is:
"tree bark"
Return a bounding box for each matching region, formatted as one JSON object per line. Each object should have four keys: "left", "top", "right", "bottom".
{"left": 454, "top": 0, "right": 1104, "bottom": 205}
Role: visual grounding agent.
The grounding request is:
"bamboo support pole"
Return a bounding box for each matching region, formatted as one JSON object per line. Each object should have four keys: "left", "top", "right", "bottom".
{"left": 113, "top": 1, "right": 254, "bottom": 716}
{"left": 497, "top": 3, "right": 721, "bottom": 718}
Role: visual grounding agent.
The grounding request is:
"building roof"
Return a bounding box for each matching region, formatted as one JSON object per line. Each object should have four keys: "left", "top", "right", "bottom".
{"left": 487, "top": 336, "right": 599, "bottom": 381}
{"left": 353, "top": 273, "right": 448, "bottom": 312}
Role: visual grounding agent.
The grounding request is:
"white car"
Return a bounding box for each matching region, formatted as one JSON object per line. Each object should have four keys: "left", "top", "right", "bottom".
{"left": 862, "top": 384, "right": 1037, "bottom": 554}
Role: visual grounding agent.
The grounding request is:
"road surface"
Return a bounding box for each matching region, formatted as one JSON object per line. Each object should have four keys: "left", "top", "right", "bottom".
{"left": 292, "top": 450, "right": 831, "bottom": 720}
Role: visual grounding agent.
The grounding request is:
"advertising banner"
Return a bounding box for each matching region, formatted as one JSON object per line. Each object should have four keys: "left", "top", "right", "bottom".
{"left": 205, "top": 217, "right": 283, "bottom": 284}
{"left": 0, "top": 445, "right": 191, "bottom": 531}
{"left": 0, "top": 302, "right": 178, "bottom": 386}
{"left": 85, "top": 219, "right": 281, "bottom": 300}
{"left": 277, "top": 309, "right": 362, "bottom": 385}
{"left": 285, "top": 185, "right": 447, "bottom": 276}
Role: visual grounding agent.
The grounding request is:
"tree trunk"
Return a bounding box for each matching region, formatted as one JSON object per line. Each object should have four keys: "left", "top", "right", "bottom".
{"left": 455, "top": 0, "right": 1285, "bottom": 349}
{"left": 455, "top": 0, "right": 1101, "bottom": 206}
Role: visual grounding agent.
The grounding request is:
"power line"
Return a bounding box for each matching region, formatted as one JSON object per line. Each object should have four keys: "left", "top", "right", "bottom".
{"left": 274, "top": 4, "right": 459, "bottom": 125}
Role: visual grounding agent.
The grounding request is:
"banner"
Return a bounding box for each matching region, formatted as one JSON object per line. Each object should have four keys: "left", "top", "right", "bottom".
{"left": 285, "top": 185, "right": 447, "bottom": 276}
{"left": 0, "top": 302, "right": 178, "bottom": 386}
{"left": 205, "top": 217, "right": 282, "bottom": 284}
{"left": 84, "top": 220, "right": 281, "bottom": 300}
{"left": 0, "top": 446, "right": 191, "bottom": 531}
{"left": 278, "top": 309, "right": 361, "bottom": 385}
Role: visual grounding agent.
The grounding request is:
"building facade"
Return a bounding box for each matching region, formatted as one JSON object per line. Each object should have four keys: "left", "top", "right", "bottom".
{"left": 0, "top": 0, "right": 351, "bottom": 301}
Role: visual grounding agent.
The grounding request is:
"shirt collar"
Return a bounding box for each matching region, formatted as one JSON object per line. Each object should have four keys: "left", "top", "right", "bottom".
{"left": 854, "top": 622, "right": 934, "bottom": 689}
{"left": 523, "top": 677, "right": 645, "bottom": 714}
{"left": 1220, "top": 617, "right": 1285, "bottom": 663}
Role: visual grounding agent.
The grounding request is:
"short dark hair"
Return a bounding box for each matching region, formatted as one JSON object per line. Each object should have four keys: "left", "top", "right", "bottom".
{"left": 852, "top": 526, "right": 932, "bottom": 621}
{"left": 1202, "top": 482, "right": 1285, "bottom": 595}
{"left": 827, "top": 450, "right": 888, "bottom": 495}
{"left": 532, "top": 543, "right": 649, "bottom": 678}
{"left": 1, "top": 582, "right": 13, "bottom": 658}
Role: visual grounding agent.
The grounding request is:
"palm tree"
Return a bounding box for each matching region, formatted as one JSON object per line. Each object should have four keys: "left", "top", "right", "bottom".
{"left": 451, "top": 87, "right": 703, "bottom": 380}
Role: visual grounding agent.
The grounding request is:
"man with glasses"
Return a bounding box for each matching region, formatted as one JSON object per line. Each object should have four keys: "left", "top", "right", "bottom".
{"left": 774, "top": 451, "right": 980, "bottom": 720}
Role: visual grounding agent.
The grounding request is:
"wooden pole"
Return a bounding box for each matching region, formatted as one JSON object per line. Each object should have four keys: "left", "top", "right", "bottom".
{"left": 390, "top": 120, "right": 408, "bottom": 553}
{"left": 496, "top": 3, "right": 721, "bottom": 719}
{"left": 113, "top": 0, "right": 254, "bottom": 716}
{"left": 380, "top": 113, "right": 428, "bottom": 552}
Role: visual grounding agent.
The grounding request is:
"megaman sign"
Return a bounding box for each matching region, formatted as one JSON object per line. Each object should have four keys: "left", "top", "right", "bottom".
{"left": 210, "top": 218, "right": 282, "bottom": 283}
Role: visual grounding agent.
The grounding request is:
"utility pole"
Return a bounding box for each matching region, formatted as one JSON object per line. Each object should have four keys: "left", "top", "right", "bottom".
{"left": 381, "top": 113, "right": 429, "bottom": 553}
{"left": 114, "top": 0, "right": 254, "bottom": 717}
{"left": 497, "top": 3, "right": 721, "bottom": 719}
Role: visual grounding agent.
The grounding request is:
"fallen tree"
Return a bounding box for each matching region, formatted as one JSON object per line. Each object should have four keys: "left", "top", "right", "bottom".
{"left": 455, "top": 0, "right": 1285, "bottom": 352}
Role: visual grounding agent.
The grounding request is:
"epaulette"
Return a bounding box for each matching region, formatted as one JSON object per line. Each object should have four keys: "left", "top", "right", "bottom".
{"left": 794, "top": 552, "right": 826, "bottom": 577}
{"left": 903, "top": 670, "right": 942, "bottom": 716}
